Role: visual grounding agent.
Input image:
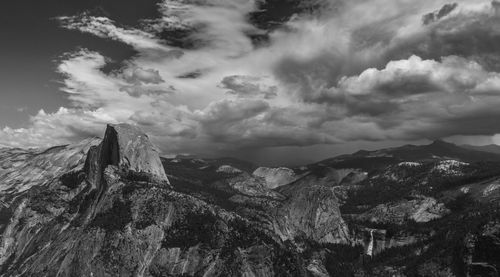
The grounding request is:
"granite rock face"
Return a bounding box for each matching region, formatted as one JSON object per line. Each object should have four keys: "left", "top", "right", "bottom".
{"left": 105, "top": 124, "right": 168, "bottom": 182}
{"left": 85, "top": 124, "right": 170, "bottom": 188}
{"left": 0, "top": 138, "right": 100, "bottom": 196}
{"left": 225, "top": 173, "right": 285, "bottom": 200}
{"left": 274, "top": 178, "right": 351, "bottom": 244}
{"left": 252, "top": 167, "right": 299, "bottom": 189}
{"left": 0, "top": 124, "right": 305, "bottom": 277}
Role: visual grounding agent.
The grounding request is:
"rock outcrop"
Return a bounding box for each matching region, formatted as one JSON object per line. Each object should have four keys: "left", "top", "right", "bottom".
{"left": 0, "top": 138, "right": 100, "bottom": 196}
{"left": 354, "top": 196, "right": 450, "bottom": 225}
{"left": 85, "top": 123, "right": 170, "bottom": 188}
{"left": 253, "top": 167, "right": 299, "bottom": 189}
{"left": 216, "top": 165, "right": 242, "bottom": 174}
{"left": 225, "top": 173, "right": 285, "bottom": 200}
{"left": 274, "top": 179, "right": 350, "bottom": 244}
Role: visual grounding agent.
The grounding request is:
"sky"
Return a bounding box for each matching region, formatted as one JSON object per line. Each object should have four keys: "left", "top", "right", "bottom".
{"left": 2, "top": 0, "right": 500, "bottom": 166}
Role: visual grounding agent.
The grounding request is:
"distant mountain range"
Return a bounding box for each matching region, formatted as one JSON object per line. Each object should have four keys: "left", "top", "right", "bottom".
{"left": 316, "top": 140, "right": 500, "bottom": 171}
{"left": 1, "top": 128, "right": 499, "bottom": 276}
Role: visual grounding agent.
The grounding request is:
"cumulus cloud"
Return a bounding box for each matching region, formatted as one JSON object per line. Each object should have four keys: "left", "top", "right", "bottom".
{"left": 388, "top": 1, "right": 500, "bottom": 71}
{"left": 3, "top": 0, "right": 500, "bottom": 163}
{"left": 325, "top": 55, "right": 500, "bottom": 139}
{"left": 339, "top": 55, "right": 494, "bottom": 96}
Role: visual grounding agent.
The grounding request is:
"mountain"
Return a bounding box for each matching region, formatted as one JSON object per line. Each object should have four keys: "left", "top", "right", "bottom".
{"left": 0, "top": 124, "right": 350, "bottom": 276}
{"left": 317, "top": 139, "right": 500, "bottom": 171}
{"left": 461, "top": 143, "right": 500, "bottom": 154}
{"left": 165, "top": 155, "right": 257, "bottom": 174}
{"left": 1, "top": 127, "right": 500, "bottom": 276}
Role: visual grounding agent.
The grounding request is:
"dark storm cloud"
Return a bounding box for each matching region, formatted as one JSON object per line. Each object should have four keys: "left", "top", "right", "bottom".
{"left": 402, "top": 107, "right": 500, "bottom": 141}
{"left": 194, "top": 99, "right": 338, "bottom": 148}
{"left": 350, "top": 20, "right": 398, "bottom": 52}
{"left": 390, "top": 2, "right": 500, "bottom": 71}
{"left": 493, "top": 1, "right": 500, "bottom": 14}
{"left": 372, "top": 74, "right": 442, "bottom": 96}
{"left": 194, "top": 99, "right": 270, "bottom": 143}
{"left": 345, "top": 97, "right": 401, "bottom": 117}
{"left": 177, "top": 70, "right": 203, "bottom": 79}
{"left": 274, "top": 54, "right": 353, "bottom": 104}
{"left": 422, "top": 3, "right": 458, "bottom": 24}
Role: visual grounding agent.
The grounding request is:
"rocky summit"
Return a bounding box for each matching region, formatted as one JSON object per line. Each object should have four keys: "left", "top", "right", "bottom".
{"left": 1, "top": 125, "right": 500, "bottom": 276}
{"left": 85, "top": 123, "right": 170, "bottom": 188}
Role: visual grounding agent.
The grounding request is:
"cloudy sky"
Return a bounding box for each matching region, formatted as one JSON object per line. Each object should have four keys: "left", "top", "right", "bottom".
{"left": 2, "top": 0, "right": 500, "bottom": 165}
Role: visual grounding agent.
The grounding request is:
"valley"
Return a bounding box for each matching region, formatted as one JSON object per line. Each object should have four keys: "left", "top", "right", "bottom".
{"left": 0, "top": 124, "right": 500, "bottom": 276}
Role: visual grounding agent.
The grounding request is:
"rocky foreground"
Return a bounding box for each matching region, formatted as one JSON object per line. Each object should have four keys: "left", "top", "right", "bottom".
{"left": 0, "top": 124, "right": 500, "bottom": 276}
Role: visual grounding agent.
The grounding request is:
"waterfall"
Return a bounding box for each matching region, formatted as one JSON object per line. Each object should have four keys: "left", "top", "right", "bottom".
{"left": 367, "top": 229, "right": 375, "bottom": 257}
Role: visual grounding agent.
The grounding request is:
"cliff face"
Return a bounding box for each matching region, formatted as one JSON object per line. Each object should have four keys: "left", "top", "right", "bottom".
{"left": 274, "top": 177, "right": 350, "bottom": 244}
{"left": 0, "top": 124, "right": 305, "bottom": 277}
{"left": 84, "top": 123, "right": 170, "bottom": 189}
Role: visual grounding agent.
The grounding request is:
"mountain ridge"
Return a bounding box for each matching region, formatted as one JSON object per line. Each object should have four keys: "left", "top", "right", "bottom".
{"left": 1, "top": 127, "right": 500, "bottom": 276}
{"left": 318, "top": 140, "right": 500, "bottom": 171}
